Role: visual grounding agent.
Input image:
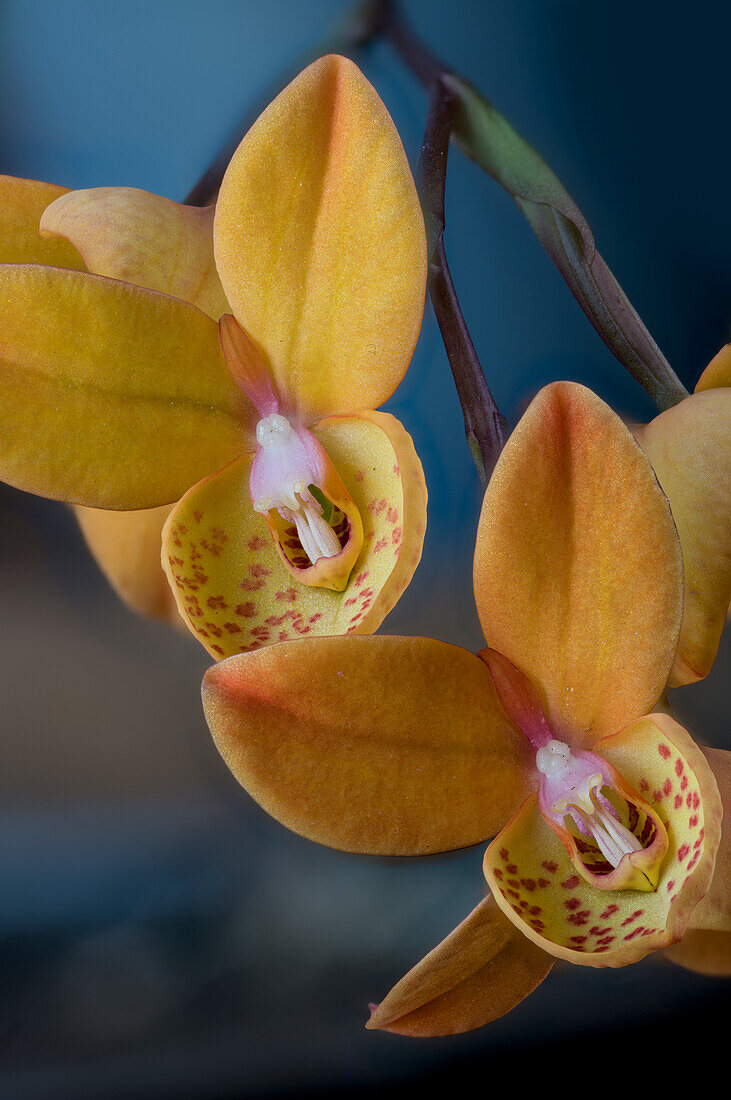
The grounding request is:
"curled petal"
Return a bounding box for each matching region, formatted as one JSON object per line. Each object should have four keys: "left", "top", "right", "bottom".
{"left": 366, "top": 893, "right": 553, "bottom": 1036}
{"left": 687, "top": 747, "right": 731, "bottom": 932}
{"left": 0, "top": 265, "right": 251, "bottom": 508}
{"left": 162, "top": 414, "right": 425, "bottom": 657}
{"left": 202, "top": 636, "right": 533, "bottom": 855}
{"left": 474, "top": 382, "right": 683, "bottom": 744}
{"left": 214, "top": 55, "right": 426, "bottom": 423}
{"left": 664, "top": 930, "right": 731, "bottom": 976}
{"left": 41, "top": 187, "right": 229, "bottom": 319}
{"left": 484, "top": 714, "right": 720, "bottom": 967}
{"left": 695, "top": 343, "right": 731, "bottom": 392}
{"left": 634, "top": 389, "right": 731, "bottom": 686}
{"left": 0, "top": 174, "right": 84, "bottom": 269}
{"left": 74, "top": 504, "right": 182, "bottom": 626}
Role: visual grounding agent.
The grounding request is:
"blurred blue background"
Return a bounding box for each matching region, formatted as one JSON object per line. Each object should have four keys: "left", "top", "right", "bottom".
{"left": 0, "top": 1, "right": 728, "bottom": 1096}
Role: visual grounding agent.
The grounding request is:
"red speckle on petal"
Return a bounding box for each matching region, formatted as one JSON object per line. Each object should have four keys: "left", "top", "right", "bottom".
{"left": 675, "top": 759, "right": 684, "bottom": 776}
{"left": 541, "top": 861, "right": 558, "bottom": 874}
{"left": 677, "top": 844, "right": 690, "bottom": 862}
{"left": 658, "top": 744, "right": 671, "bottom": 759}
{"left": 561, "top": 876, "right": 580, "bottom": 890}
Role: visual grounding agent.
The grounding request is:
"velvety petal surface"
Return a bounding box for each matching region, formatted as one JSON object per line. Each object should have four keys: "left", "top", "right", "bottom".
{"left": 162, "top": 413, "right": 426, "bottom": 657}
{"left": 202, "top": 635, "right": 533, "bottom": 855}
{"left": 484, "top": 713, "right": 721, "bottom": 966}
{"left": 214, "top": 54, "right": 426, "bottom": 423}
{"left": 366, "top": 893, "right": 553, "bottom": 1036}
{"left": 0, "top": 175, "right": 84, "bottom": 269}
{"left": 695, "top": 343, "right": 731, "bottom": 391}
{"left": 74, "top": 503, "right": 181, "bottom": 625}
{"left": 634, "top": 389, "right": 731, "bottom": 686}
{"left": 0, "top": 265, "right": 251, "bottom": 508}
{"left": 474, "top": 382, "right": 683, "bottom": 744}
{"left": 41, "top": 187, "right": 229, "bottom": 319}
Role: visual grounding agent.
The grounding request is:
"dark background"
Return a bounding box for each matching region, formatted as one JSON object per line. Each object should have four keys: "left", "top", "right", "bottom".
{"left": 0, "top": 1, "right": 728, "bottom": 1095}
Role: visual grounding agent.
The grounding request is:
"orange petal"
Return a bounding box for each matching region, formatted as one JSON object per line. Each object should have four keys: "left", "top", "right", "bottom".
{"left": 634, "top": 389, "right": 731, "bottom": 686}
{"left": 214, "top": 55, "right": 426, "bottom": 423}
{"left": 366, "top": 893, "right": 553, "bottom": 1036}
{"left": 40, "top": 187, "right": 229, "bottom": 319}
{"left": 202, "top": 635, "right": 533, "bottom": 855}
{"left": 0, "top": 174, "right": 84, "bottom": 269}
{"left": 0, "top": 265, "right": 251, "bottom": 508}
{"left": 695, "top": 343, "right": 731, "bottom": 391}
{"left": 484, "top": 713, "right": 721, "bottom": 967}
{"left": 74, "top": 504, "right": 182, "bottom": 626}
{"left": 664, "top": 930, "right": 731, "bottom": 976}
{"left": 162, "top": 413, "right": 426, "bottom": 658}
{"left": 687, "top": 747, "right": 731, "bottom": 932}
{"left": 474, "top": 382, "right": 683, "bottom": 745}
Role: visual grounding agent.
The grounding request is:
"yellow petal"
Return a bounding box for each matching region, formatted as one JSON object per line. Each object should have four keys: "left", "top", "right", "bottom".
{"left": 162, "top": 413, "right": 426, "bottom": 657}
{"left": 484, "top": 713, "right": 721, "bottom": 967}
{"left": 695, "top": 343, "right": 731, "bottom": 391}
{"left": 74, "top": 504, "right": 182, "bottom": 626}
{"left": 41, "top": 187, "right": 229, "bottom": 319}
{"left": 0, "top": 174, "right": 84, "bottom": 269}
{"left": 202, "top": 636, "right": 533, "bottom": 855}
{"left": 474, "top": 382, "right": 683, "bottom": 744}
{"left": 0, "top": 265, "right": 251, "bottom": 508}
{"left": 664, "top": 930, "right": 731, "bottom": 976}
{"left": 634, "top": 389, "right": 731, "bottom": 686}
{"left": 366, "top": 893, "right": 553, "bottom": 1036}
{"left": 214, "top": 54, "right": 426, "bottom": 423}
{"left": 40, "top": 189, "right": 230, "bottom": 612}
{"left": 687, "top": 747, "right": 731, "bottom": 932}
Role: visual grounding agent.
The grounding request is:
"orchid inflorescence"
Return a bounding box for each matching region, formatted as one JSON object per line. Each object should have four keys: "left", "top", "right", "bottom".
{"left": 0, "top": 1, "right": 728, "bottom": 1043}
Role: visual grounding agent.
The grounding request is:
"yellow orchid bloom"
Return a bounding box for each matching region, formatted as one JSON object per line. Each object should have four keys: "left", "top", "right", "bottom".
{"left": 0, "top": 172, "right": 224, "bottom": 627}
{"left": 633, "top": 342, "right": 731, "bottom": 688}
{"left": 200, "top": 381, "right": 727, "bottom": 1033}
{"left": 0, "top": 55, "right": 428, "bottom": 656}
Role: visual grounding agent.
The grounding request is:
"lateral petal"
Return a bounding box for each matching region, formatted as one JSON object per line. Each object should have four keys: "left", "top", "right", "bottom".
{"left": 695, "top": 343, "right": 731, "bottom": 391}
{"left": 634, "top": 389, "right": 731, "bottom": 686}
{"left": 366, "top": 893, "right": 553, "bottom": 1036}
{"left": 41, "top": 187, "right": 229, "bottom": 319}
{"left": 202, "top": 635, "right": 533, "bottom": 855}
{"left": 474, "top": 382, "right": 683, "bottom": 744}
{"left": 0, "top": 174, "right": 84, "bottom": 269}
{"left": 214, "top": 55, "right": 426, "bottom": 423}
{"left": 74, "top": 503, "right": 181, "bottom": 626}
{"left": 162, "top": 414, "right": 426, "bottom": 657}
{"left": 0, "top": 265, "right": 251, "bottom": 508}
{"left": 664, "top": 930, "right": 731, "bottom": 976}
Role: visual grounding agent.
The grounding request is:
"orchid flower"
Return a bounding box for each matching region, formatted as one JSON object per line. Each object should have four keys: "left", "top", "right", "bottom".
{"left": 200, "top": 381, "right": 727, "bottom": 1033}
{"left": 0, "top": 172, "right": 225, "bottom": 626}
{"left": 0, "top": 56, "right": 428, "bottom": 656}
{"left": 634, "top": 342, "right": 731, "bottom": 688}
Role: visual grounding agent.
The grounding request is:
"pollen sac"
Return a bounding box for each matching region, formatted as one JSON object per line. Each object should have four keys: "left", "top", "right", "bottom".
{"left": 250, "top": 414, "right": 363, "bottom": 592}
{"left": 536, "top": 741, "right": 669, "bottom": 892}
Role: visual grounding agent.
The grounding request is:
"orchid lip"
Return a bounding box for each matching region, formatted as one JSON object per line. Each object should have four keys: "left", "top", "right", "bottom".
{"left": 536, "top": 740, "right": 667, "bottom": 890}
